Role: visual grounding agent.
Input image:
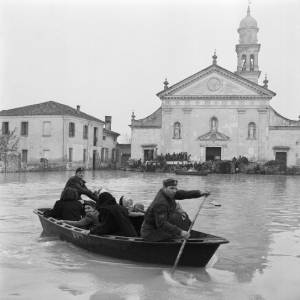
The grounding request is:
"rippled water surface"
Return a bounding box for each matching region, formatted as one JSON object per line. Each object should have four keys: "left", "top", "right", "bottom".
{"left": 0, "top": 171, "right": 300, "bottom": 299}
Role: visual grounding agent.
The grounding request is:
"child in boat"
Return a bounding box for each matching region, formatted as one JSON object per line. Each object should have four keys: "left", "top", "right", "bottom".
{"left": 119, "top": 196, "right": 145, "bottom": 216}
{"left": 63, "top": 200, "right": 100, "bottom": 229}
{"left": 119, "top": 196, "right": 145, "bottom": 235}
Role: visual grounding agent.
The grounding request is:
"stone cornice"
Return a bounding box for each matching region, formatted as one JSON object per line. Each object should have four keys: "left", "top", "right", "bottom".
{"left": 257, "top": 109, "right": 268, "bottom": 114}
{"left": 161, "top": 95, "right": 271, "bottom": 100}
{"left": 131, "top": 125, "right": 162, "bottom": 129}
{"left": 269, "top": 126, "right": 300, "bottom": 130}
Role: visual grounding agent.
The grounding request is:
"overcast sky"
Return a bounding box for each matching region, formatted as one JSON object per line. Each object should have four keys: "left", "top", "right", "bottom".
{"left": 1, "top": 0, "right": 299, "bottom": 142}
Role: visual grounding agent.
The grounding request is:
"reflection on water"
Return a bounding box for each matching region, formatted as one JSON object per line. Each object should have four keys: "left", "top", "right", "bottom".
{"left": 0, "top": 171, "right": 300, "bottom": 299}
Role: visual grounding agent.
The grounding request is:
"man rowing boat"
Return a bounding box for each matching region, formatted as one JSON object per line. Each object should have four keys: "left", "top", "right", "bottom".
{"left": 140, "top": 178, "right": 210, "bottom": 242}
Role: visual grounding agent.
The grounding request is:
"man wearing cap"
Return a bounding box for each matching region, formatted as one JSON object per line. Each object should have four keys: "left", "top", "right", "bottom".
{"left": 62, "top": 167, "right": 98, "bottom": 201}
{"left": 140, "top": 178, "right": 209, "bottom": 241}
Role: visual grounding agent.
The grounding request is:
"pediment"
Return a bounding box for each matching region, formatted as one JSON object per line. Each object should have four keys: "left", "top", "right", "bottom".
{"left": 198, "top": 130, "right": 230, "bottom": 141}
{"left": 157, "top": 65, "right": 275, "bottom": 98}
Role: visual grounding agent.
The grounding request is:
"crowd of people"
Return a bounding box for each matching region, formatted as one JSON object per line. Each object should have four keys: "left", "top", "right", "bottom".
{"left": 43, "top": 167, "right": 210, "bottom": 241}
{"left": 156, "top": 152, "right": 191, "bottom": 162}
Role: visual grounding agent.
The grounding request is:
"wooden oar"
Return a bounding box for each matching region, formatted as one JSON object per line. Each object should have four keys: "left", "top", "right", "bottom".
{"left": 170, "top": 194, "right": 208, "bottom": 275}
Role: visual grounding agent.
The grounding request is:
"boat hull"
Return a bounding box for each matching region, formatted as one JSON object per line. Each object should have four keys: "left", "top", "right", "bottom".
{"left": 35, "top": 208, "right": 228, "bottom": 267}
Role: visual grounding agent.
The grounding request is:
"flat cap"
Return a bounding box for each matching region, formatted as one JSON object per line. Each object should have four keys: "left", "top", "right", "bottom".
{"left": 75, "top": 167, "right": 85, "bottom": 173}
{"left": 163, "top": 178, "right": 178, "bottom": 188}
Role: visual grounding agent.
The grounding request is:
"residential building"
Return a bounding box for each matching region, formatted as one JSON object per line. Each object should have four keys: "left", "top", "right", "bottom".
{"left": 0, "top": 101, "right": 119, "bottom": 171}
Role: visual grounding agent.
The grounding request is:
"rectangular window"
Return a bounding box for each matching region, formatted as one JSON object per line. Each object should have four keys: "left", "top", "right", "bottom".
{"left": 43, "top": 121, "right": 51, "bottom": 136}
{"left": 83, "top": 125, "right": 88, "bottom": 139}
{"left": 93, "top": 127, "right": 98, "bottom": 146}
{"left": 103, "top": 135, "right": 106, "bottom": 140}
{"left": 83, "top": 149, "right": 87, "bottom": 163}
{"left": 21, "top": 121, "right": 28, "bottom": 136}
{"left": 112, "top": 148, "right": 116, "bottom": 162}
{"left": 21, "top": 149, "right": 28, "bottom": 163}
{"left": 68, "top": 148, "right": 73, "bottom": 162}
{"left": 69, "top": 122, "right": 75, "bottom": 137}
{"left": 101, "top": 148, "right": 104, "bottom": 161}
{"left": 105, "top": 148, "right": 109, "bottom": 162}
{"left": 2, "top": 122, "right": 9, "bottom": 135}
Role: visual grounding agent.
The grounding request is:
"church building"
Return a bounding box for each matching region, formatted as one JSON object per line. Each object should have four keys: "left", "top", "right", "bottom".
{"left": 130, "top": 6, "right": 300, "bottom": 167}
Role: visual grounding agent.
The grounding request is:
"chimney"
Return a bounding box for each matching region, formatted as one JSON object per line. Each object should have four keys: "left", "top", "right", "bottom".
{"left": 105, "top": 116, "right": 111, "bottom": 130}
{"left": 76, "top": 105, "right": 80, "bottom": 112}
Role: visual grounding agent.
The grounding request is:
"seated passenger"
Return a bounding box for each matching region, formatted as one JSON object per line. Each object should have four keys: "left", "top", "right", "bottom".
{"left": 43, "top": 187, "right": 83, "bottom": 221}
{"left": 83, "top": 193, "right": 138, "bottom": 237}
{"left": 119, "top": 196, "right": 145, "bottom": 235}
{"left": 119, "top": 196, "right": 145, "bottom": 216}
{"left": 63, "top": 200, "right": 100, "bottom": 229}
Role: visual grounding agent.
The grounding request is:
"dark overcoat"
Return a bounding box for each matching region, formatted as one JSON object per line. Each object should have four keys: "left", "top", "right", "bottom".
{"left": 141, "top": 189, "right": 201, "bottom": 241}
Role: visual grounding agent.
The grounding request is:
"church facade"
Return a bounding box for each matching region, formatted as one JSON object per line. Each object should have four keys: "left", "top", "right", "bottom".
{"left": 130, "top": 7, "right": 300, "bottom": 167}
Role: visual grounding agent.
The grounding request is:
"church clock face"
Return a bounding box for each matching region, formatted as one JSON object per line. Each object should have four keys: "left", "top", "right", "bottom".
{"left": 207, "top": 77, "right": 222, "bottom": 91}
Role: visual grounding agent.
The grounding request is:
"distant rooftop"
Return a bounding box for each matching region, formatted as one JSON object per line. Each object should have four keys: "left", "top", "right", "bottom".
{"left": 0, "top": 100, "right": 105, "bottom": 123}
{"left": 103, "top": 128, "right": 120, "bottom": 136}
{"left": 131, "top": 107, "right": 162, "bottom": 128}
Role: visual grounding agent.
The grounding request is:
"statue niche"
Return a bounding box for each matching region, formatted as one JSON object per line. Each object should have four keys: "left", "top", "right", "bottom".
{"left": 173, "top": 122, "right": 181, "bottom": 139}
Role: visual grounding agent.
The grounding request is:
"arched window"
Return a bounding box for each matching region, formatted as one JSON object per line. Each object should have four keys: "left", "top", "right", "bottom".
{"left": 173, "top": 122, "right": 181, "bottom": 139}
{"left": 210, "top": 117, "right": 218, "bottom": 132}
{"left": 250, "top": 54, "right": 254, "bottom": 71}
{"left": 248, "top": 122, "right": 256, "bottom": 139}
{"left": 241, "top": 55, "right": 247, "bottom": 71}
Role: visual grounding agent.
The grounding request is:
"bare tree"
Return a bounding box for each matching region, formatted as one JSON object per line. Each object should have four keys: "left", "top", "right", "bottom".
{"left": 0, "top": 128, "right": 20, "bottom": 172}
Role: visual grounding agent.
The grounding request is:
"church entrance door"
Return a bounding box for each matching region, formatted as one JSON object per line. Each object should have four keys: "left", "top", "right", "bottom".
{"left": 144, "top": 149, "right": 154, "bottom": 162}
{"left": 275, "top": 152, "right": 287, "bottom": 166}
{"left": 206, "top": 147, "right": 221, "bottom": 161}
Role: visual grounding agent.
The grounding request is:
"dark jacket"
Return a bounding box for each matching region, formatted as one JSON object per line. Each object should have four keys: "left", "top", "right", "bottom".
{"left": 90, "top": 194, "right": 137, "bottom": 237}
{"left": 44, "top": 199, "right": 83, "bottom": 221}
{"left": 141, "top": 189, "right": 201, "bottom": 241}
{"left": 63, "top": 175, "right": 97, "bottom": 201}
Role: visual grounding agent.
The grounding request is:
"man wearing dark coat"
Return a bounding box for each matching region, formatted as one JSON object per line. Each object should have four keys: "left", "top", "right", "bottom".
{"left": 63, "top": 167, "right": 98, "bottom": 201}
{"left": 140, "top": 178, "right": 209, "bottom": 241}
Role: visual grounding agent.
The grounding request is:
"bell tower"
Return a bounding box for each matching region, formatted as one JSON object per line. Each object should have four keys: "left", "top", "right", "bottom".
{"left": 235, "top": 5, "right": 261, "bottom": 83}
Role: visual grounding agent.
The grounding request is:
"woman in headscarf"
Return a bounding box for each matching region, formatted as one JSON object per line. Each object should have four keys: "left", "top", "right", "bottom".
{"left": 43, "top": 187, "right": 83, "bottom": 221}
{"left": 87, "top": 189, "right": 137, "bottom": 237}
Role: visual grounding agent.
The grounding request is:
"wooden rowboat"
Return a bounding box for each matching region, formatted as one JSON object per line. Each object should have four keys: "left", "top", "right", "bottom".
{"left": 34, "top": 208, "right": 228, "bottom": 267}
{"left": 175, "top": 170, "right": 209, "bottom": 176}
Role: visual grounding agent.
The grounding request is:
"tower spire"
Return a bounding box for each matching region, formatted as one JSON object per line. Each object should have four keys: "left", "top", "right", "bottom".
{"left": 235, "top": 4, "right": 261, "bottom": 83}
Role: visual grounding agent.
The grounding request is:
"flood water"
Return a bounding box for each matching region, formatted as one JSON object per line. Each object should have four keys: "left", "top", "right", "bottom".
{"left": 0, "top": 170, "right": 299, "bottom": 300}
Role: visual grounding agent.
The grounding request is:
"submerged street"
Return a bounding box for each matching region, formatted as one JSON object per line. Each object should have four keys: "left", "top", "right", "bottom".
{"left": 0, "top": 170, "right": 299, "bottom": 299}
